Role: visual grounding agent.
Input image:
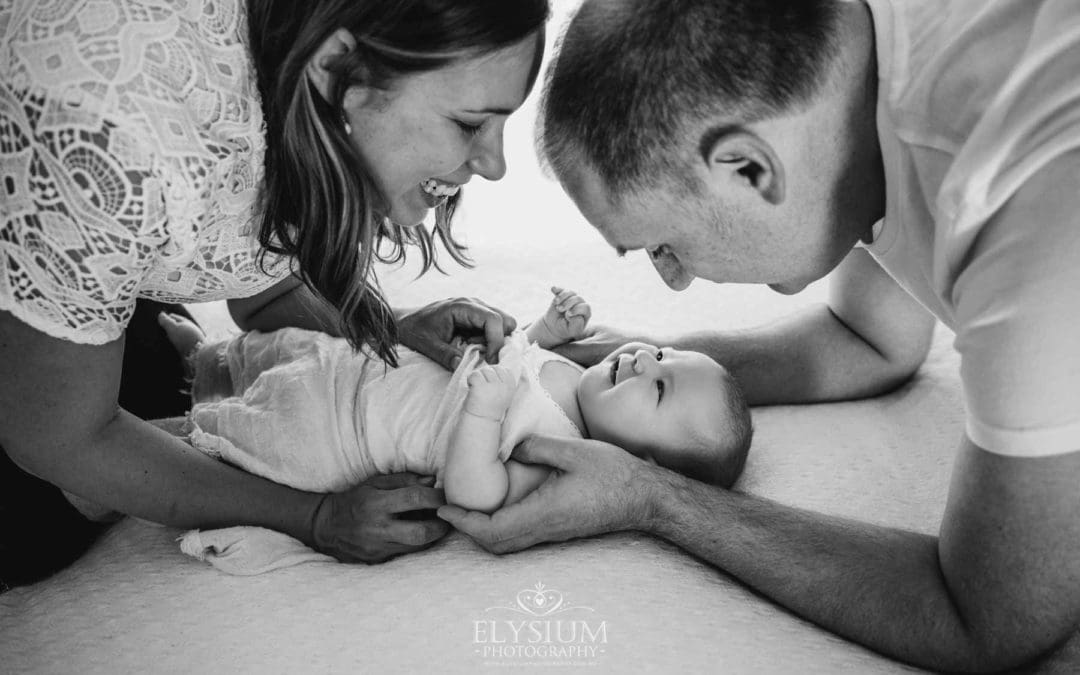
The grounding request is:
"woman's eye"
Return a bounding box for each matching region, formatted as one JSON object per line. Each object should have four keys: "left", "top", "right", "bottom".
{"left": 657, "top": 380, "right": 665, "bottom": 403}
{"left": 454, "top": 120, "right": 483, "bottom": 137}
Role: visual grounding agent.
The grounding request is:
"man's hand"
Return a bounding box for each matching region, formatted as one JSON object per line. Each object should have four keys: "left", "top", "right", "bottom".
{"left": 312, "top": 472, "right": 450, "bottom": 563}
{"left": 464, "top": 365, "right": 517, "bottom": 421}
{"left": 527, "top": 287, "right": 592, "bottom": 348}
{"left": 437, "top": 435, "right": 657, "bottom": 553}
{"left": 397, "top": 297, "right": 517, "bottom": 370}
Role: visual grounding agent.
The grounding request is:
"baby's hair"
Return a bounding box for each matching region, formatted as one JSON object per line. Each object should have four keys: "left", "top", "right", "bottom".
{"left": 707, "top": 374, "right": 753, "bottom": 488}
{"left": 656, "top": 370, "right": 753, "bottom": 488}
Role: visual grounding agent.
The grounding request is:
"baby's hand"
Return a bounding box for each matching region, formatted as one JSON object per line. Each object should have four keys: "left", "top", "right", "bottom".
{"left": 465, "top": 364, "right": 516, "bottom": 421}
{"left": 540, "top": 286, "right": 592, "bottom": 343}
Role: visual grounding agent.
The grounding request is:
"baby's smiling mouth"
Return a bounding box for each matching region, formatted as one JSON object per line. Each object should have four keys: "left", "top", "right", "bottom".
{"left": 609, "top": 359, "right": 619, "bottom": 385}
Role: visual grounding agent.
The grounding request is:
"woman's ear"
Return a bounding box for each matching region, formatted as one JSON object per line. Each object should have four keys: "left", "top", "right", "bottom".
{"left": 699, "top": 126, "right": 786, "bottom": 206}
{"left": 307, "top": 28, "right": 360, "bottom": 103}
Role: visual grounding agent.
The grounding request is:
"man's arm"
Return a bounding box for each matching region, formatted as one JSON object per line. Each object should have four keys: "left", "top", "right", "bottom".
{"left": 441, "top": 435, "right": 1080, "bottom": 672}
{"left": 557, "top": 249, "right": 935, "bottom": 405}
{"left": 651, "top": 437, "right": 1080, "bottom": 671}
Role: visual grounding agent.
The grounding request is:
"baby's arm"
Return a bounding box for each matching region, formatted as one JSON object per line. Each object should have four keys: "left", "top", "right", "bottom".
{"left": 444, "top": 365, "right": 518, "bottom": 513}
{"left": 503, "top": 457, "right": 553, "bottom": 506}
{"left": 525, "top": 287, "right": 592, "bottom": 349}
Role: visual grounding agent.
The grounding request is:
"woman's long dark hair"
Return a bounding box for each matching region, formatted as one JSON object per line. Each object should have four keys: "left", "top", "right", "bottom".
{"left": 247, "top": 0, "right": 549, "bottom": 366}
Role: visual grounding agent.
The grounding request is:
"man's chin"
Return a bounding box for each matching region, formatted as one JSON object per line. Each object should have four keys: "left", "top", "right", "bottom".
{"left": 768, "top": 280, "right": 808, "bottom": 295}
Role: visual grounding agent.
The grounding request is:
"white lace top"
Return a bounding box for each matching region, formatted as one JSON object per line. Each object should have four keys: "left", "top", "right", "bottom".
{"left": 0, "top": 0, "right": 289, "bottom": 344}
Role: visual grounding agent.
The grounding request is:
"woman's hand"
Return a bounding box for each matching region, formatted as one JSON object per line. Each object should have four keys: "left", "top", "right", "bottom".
{"left": 397, "top": 298, "right": 517, "bottom": 370}
{"left": 311, "top": 472, "right": 451, "bottom": 563}
{"left": 437, "top": 435, "right": 660, "bottom": 553}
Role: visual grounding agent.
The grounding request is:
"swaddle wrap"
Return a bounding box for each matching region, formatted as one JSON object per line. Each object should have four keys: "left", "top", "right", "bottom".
{"left": 180, "top": 329, "right": 581, "bottom": 574}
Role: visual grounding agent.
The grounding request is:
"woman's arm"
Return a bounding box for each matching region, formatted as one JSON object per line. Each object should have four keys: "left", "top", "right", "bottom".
{"left": 227, "top": 275, "right": 340, "bottom": 335}
{"left": 0, "top": 310, "right": 448, "bottom": 562}
{"left": 0, "top": 309, "right": 322, "bottom": 540}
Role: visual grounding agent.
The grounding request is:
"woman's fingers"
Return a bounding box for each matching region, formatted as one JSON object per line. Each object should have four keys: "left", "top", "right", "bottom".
{"left": 364, "top": 472, "right": 435, "bottom": 489}
{"left": 385, "top": 484, "right": 447, "bottom": 513}
{"left": 391, "top": 518, "right": 451, "bottom": 547}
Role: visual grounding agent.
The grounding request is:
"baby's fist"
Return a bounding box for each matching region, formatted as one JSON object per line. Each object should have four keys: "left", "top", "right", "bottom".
{"left": 543, "top": 286, "right": 592, "bottom": 342}
{"left": 465, "top": 364, "right": 516, "bottom": 420}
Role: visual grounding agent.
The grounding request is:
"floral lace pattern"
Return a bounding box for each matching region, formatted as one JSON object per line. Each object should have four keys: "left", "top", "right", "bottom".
{"left": 0, "top": 0, "right": 288, "bottom": 344}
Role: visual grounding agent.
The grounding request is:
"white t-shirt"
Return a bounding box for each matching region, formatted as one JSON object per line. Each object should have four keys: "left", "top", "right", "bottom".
{"left": 0, "top": 0, "right": 288, "bottom": 345}
{"left": 864, "top": 0, "right": 1080, "bottom": 456}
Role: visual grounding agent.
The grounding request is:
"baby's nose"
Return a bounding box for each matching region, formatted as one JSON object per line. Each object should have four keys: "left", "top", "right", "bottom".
{"left": 633, "top": 349, "right": 659, "bottom": 373}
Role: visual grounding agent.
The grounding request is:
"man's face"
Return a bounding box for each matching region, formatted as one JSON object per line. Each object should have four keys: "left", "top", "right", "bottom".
{"left": 563, "top": 160, "right": 853, "bottom": 295}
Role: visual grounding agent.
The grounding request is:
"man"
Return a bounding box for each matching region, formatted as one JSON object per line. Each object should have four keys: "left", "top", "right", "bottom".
{"left": 438, "top": 0, "right": 1080, "bottom": 671}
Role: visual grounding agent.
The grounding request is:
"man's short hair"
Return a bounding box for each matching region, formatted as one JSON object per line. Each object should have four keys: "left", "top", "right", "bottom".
{"left": 539, "top": 0, "right": 842, "bottom": 198}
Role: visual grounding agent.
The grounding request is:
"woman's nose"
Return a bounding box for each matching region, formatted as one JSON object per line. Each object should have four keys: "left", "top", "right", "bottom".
{"left": 468, "top": 127, "right": 507, "bottom": 181}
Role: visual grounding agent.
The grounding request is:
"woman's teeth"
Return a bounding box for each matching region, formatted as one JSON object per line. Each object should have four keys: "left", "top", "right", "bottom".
{"left": 420, "top": 178, "right": 460, "bottom": 197}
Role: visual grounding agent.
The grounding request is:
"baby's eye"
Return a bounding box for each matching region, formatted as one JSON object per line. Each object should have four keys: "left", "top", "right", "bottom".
{"left": 657, "top": 379, "right": 665, "bottom": 403}
{"left": 656, "top": 349, "right": 664, "bottom": 361}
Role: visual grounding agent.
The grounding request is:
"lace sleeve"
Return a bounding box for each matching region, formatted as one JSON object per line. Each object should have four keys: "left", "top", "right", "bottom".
{"left": 1, "top": 85, "right": 165, "bottom": 344}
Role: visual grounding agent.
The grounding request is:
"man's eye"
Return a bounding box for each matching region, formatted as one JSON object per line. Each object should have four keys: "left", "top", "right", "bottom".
{"left": 455, "top": 120, "right": 483, "bottom": 137}
{"left": 657, "top": 380, "right": 665, "bottom": 403}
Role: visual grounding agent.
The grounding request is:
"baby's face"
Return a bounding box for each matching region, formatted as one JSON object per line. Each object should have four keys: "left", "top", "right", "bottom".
{"left": 576, "top": 343, "right": 730, "bottom": 460}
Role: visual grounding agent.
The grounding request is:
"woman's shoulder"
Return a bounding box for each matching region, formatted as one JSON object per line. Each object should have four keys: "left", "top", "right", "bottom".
{"left": 4, "top": 0, "right": 262, "bottom": 153}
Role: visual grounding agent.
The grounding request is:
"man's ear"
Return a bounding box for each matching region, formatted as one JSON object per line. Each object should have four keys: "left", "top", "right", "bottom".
{"left": 699, "top": 125, "right": 785, "bottom": 205}
{"left": 307, "top": 28, "right": 360, "bottom": 103}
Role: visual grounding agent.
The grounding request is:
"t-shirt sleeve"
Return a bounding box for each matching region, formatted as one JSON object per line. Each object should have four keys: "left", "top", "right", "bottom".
{"left": 951, "top": 154, "right": 1080, "bottom": 457}
{"left": 0, "top": 87, "right": 163, "bottom": 344}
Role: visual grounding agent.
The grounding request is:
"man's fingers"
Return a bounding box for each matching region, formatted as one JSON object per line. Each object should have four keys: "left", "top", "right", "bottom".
{"left": 511, "top": 435, "right": 578, "bottom": 468}
{"left": 437, "top": 504, "right": 541, "bottom": 554}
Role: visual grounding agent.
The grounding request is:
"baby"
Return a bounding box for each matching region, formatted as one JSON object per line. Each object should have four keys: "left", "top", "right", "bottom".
{"left": 161, "top": 288, "right": 752, "bottom": 518}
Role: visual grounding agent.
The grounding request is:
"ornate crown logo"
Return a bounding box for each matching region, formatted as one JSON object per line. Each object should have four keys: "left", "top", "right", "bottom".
{"left": 486, "top": 582, "right": 595, "bottom": 616}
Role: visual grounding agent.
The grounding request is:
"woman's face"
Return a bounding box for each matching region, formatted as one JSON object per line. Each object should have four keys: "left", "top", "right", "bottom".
{"left": 343, "top": 33, "right": 541, "bottom": 227}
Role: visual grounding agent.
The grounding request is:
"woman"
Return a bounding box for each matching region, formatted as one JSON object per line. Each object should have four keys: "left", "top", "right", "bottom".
{"left": 0, "top": 0, "right": 548, "bottom": 588}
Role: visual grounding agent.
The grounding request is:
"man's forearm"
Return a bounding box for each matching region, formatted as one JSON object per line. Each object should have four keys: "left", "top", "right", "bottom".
{"left": 642, "top": 469, "right": 1033, "bottom": 672}
{"left": 667, "top": 304, "right": 921, "bottom": 405}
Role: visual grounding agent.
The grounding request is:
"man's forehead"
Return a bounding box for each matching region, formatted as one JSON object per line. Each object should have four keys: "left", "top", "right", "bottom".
{"left": 561, "top": 164, "right": 647, "bottom": 252}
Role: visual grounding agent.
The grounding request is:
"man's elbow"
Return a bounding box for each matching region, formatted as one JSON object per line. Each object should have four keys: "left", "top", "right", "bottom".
{"left": 861, "top": 325, "right": 933, "bottom": 397}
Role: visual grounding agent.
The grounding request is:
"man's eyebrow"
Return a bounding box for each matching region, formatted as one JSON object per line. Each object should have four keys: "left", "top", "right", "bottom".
{"left": 461, "top": 106, "right": 515, "bottom": 115}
